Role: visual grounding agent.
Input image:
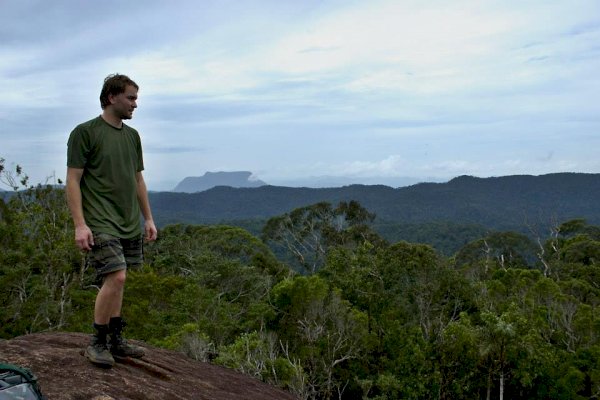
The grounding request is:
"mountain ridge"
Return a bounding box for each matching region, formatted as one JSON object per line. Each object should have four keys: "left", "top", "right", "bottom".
{"left": 149, "top": 172, "right": 600, "bottom": 231}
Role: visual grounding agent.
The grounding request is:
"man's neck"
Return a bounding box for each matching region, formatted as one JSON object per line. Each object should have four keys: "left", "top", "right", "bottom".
{"left": 101, "top": 110, "right": 123, "bottom": 128}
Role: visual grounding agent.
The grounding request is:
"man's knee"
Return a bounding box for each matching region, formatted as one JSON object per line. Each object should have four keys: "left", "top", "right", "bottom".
{"left": 103, "top": 269, "right": 127, "bottom": 289}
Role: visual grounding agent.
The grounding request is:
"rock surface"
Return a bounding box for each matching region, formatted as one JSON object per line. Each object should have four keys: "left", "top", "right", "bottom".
{"left": 0, "top": 332, "right": 297, "bottom": 400}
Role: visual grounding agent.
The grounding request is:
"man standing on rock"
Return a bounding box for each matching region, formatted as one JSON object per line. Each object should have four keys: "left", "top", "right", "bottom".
{"left": 66, "top": 73, "right": 157, "bottom": 368}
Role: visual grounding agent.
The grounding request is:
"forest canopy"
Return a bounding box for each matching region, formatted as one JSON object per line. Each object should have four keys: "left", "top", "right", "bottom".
{"left": 1, "top": 159, "right": 600, "bottom": 399}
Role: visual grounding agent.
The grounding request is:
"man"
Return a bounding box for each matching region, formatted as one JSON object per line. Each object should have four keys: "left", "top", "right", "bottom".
{"left": 66, "top": 74, "right": 157, "bottom": 368}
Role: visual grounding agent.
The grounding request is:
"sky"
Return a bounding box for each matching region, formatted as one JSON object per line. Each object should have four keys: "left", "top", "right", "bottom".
{"left": 1, "top": 0, "right": 599, "bottom": 191}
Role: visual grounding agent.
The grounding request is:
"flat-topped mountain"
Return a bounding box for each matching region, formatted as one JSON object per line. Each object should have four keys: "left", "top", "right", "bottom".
{"left": 173, "top": 171, "right": 266, "bottom": 193}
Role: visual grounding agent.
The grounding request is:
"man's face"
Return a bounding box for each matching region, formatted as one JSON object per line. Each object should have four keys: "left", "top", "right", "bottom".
{"left": 110, "top": 85, "right": 138, "bottom": 120}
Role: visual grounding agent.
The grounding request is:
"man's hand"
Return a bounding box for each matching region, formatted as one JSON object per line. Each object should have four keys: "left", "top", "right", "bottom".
{"left": 144, "top": 220, "right": 158, "bottom": 242}
{"left": 75, "top": 225, "right": 94, "bottom": 251}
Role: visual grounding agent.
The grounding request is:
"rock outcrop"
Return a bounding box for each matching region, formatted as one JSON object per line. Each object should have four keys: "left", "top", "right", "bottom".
{"left": 0, "top": 332, "right": 297, "bottom": 399}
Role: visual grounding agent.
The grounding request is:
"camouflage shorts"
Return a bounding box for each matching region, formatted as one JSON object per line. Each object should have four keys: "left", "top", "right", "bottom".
{"left": 87, "top": 232, "right": 143, "bottom": 278}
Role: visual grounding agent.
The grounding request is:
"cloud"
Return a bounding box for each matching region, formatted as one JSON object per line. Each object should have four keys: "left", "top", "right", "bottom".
{"left": 143, "top": 144, "right": 206, "bottom": 155}
{"left": 1, "top": 0, "right": 600, "bottom": 188}
{"left": 334, "top": 155, "right": 409, "bottom": 177}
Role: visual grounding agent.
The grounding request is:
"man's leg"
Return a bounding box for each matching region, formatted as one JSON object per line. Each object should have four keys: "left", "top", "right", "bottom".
{"left": 94, "top": 269, "right": 126, "bottom": 324}
{"left": 85, "top": 233, "right": 127, "bottom": 367}
{"left": 107, "top": 235, "right": 145, "bottom": 359}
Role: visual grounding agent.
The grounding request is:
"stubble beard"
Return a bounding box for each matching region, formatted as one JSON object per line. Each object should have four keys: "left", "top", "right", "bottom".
{"left": 121, "top": 110, "right": 134, "bottom": 120}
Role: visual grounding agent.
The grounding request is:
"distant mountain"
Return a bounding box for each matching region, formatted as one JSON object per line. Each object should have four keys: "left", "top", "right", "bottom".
{"left": 150, "top": 173, "right": 600, "bottom": 233}
{"left": 172, "top": 171, "right": 267, "bottom": 193}
{"left": 267, "top": 175, "right": 444, "bottom": 188}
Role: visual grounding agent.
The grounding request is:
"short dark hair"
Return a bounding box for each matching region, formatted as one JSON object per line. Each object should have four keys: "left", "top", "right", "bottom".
{"left": 99, "top": 74, "right": 139, "bottom": 109}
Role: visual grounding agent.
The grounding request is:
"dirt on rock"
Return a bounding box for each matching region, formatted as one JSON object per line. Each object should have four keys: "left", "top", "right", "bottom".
{"left": 0, "top": 332, "right": 298, "bottom": 400}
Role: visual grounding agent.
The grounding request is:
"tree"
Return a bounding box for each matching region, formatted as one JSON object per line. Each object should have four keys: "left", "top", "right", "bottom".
{"left": 270, "top": 275, "right": 369, "bottom": 399}
{"left": 0, "top": 160, "right": 84, "bottom": 337}
{"left": 216, "top": 330, "right": 308, "bottom": 398}
{"left": 437, "top": 313, "right": 480, "bottom": 399}
{"left": 262, "top": 201, "right": 383, "bottom": 274}
{"left": 453, "top": 231, "right": 539, "bottom": 280}
{"left": 146, "top": 223, "right": 288, "bottom": 279}
{"left": 476, "top": 308, "right": 523, "bottom": 400}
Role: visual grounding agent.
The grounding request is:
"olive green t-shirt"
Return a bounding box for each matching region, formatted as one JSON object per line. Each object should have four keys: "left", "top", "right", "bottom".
{"left": 67, "top": 116, "right": 144, "bottom": 239}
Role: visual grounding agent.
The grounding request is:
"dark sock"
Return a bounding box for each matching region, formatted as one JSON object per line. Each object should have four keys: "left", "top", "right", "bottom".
{"left": 92, "top": 323, "right": 110, "bottom": 343}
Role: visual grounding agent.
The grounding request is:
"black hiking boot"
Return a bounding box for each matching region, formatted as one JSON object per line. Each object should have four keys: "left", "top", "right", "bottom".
{"left": 85, "top": 324, "right": 115, "bottom": 368}
{"left": 109, "top": 317, "right": 145, "bottom": 359}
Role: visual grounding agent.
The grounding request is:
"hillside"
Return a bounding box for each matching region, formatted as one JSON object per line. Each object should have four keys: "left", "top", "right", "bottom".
{"left": 149, "top": 173, "right": 600, "bottom": 231}
{"left": 0, "top": 332, "right": 296, "bottom": 400}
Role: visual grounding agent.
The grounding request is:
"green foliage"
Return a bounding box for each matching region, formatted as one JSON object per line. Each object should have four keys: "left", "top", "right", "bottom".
{"left": 262, "top": 200, "right": 384, "bottom": 274}
{"left": 270, "top": 275, "right": 370, "bottom": 398}
{"left": 374, "top": 220, "right": 490, "bottom": 256}
{"left": 4, "top": 160, "right": 600, "bottom": 399}
{"left": 155, "top": 323, "right": 215, "bottom": 362}
{"left": 146, "top": 223, "right": 289, "bottom": 279}
{"left": 124, "top": 257, "right": 278, "bottom": 347}
{"left": 453, "top": 231, "right": 539, "bottom": 275}
{"left": 0, "top": 160, "right": 85, "bottom": 338}
{"left": 215, "top": 330, "right": 305, "bottom": 392}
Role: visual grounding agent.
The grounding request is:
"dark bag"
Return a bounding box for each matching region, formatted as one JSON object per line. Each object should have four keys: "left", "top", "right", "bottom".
{"left": 0, "top": 363, "right": 46, "bottom": 400}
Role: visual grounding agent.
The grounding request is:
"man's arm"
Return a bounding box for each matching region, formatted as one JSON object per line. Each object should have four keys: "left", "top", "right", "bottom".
{"left": 135, "top": 171, "right": 157, "bottom": 242}
{"left": 66, "top": 167, "right": 94, "bottom": 251}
